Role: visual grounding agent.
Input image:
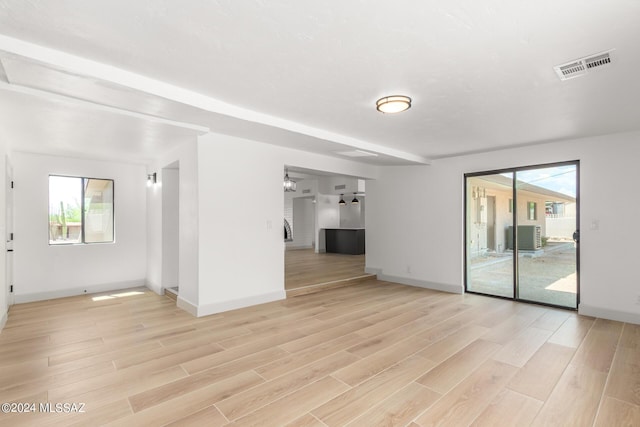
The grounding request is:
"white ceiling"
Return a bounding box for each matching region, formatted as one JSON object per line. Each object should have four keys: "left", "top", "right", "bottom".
{"left": 0, "top": 1, "right": 639, "bottom": 164}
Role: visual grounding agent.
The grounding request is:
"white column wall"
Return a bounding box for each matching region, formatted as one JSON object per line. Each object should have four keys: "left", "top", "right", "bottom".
{"left": 146, "top": 140, "right": 199, "bottom": 311}
{"left": 192, "top": 133, "right": 378, "bottom": 316}
{"left": 161, "top": 167, "right": 180, "bottom": 288}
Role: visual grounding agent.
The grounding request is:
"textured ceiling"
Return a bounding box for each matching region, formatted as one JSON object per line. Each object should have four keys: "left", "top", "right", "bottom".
{"left": 0, "top": 0, "right": 639, "bottom": 164}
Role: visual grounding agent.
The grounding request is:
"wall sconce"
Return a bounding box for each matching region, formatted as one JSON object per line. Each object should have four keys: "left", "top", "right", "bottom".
{"left": 147, "top": 172, "right": 157, "bottom": 186}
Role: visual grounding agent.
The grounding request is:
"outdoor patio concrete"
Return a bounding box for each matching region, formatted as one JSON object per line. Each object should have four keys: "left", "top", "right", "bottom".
{"left": 468, "top": 242, "right": 577, "bottom": 308}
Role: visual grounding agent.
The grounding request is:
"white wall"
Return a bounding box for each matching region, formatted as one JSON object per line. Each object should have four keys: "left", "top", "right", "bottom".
{"left": 319, "top": 176, "right": 360, "bottom": 194}
{"left": 285, "top": 177, "right": 318, "bottom": 249}
{"left": 12, "top": 152, "right": 147, "bottom": 302}
{"left": 340, "top": 196, "right": 365, "bottom": 228}
{"left": 191, "top": 133, "right": 378, "bottom": 316}
{"left": 367, "top": 131, "right": 640, "bottom": 324}
{"left": 146, "top": 140, "right": 199, "bottom": 309}
{"left": 315, "top": 193, "right": 340, "bottom": 253}
{"left": 161, "top": 167, "right": 179, "bottom": 288}
{"left": 284, "top": 192, "right": 293, "bottom": 241}
{"left": 0, "top": 145, "right": 7, "bottom": 331}
{"left": 197, "top": 137, "right": 285, "bottom": 315}
{"left": 290, "top": 197, "right": 315, "bottom": 248}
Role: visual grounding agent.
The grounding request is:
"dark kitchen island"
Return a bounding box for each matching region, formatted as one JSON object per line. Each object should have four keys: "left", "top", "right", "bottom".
{"left": 324, "top": 228, "right": 365, "bottom": 255}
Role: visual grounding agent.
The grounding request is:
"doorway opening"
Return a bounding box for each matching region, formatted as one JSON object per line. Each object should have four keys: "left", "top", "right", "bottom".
{"left": 6, "top": 159, "right": 13, "bottom": 308}
{"left": 283, "top": 167, "right": 372, "bottom": 296}
{"left": 464, "top": 161, "right": 579, "bottom": 309}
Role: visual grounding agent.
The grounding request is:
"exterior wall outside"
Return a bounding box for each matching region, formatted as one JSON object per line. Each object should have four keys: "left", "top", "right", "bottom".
{"left": 467, "top": 185, "right": 546, "bottom": 257}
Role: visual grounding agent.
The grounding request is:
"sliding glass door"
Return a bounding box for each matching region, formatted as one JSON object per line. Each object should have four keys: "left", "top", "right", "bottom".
{"left": 466, "top": 173, "right": 514, "bottom": 298}
{"left": 465, "top": 162, "right": 579, "bottom": 309}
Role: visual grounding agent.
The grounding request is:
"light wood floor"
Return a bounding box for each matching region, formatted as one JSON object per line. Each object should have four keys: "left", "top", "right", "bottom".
{"left": 285, "top": 249, "right": 366, "bottom": 290}
{"left": 0, "top": 281, "right": 639, "bottom": 426}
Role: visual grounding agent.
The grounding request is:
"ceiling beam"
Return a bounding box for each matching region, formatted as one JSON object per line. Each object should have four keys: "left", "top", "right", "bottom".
{"left": 0, "top": 34, "right": 431, "bottom": 165}
{"left": 0, "top": 80, "right": 211, "bottom": 134}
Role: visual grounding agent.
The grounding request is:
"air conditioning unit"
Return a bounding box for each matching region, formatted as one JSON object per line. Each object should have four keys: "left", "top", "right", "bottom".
{"left": 507, "top": 225, "right": 542, "bottom": 250}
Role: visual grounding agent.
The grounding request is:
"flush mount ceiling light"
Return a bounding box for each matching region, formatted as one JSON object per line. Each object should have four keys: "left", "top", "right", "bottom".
{"left": 283, "top": 168, "right": 296, "bottom": 192}
{"left": 376, "top": 95, "right": 411, "bottom": 114}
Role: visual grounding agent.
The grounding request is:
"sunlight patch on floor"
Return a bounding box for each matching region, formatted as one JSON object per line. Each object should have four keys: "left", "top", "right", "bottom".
{"left": 545, "top": 273, "right": 577, "bottom": 293}
{"left": 92, "top": 290, "right": 145, "bottom": 301}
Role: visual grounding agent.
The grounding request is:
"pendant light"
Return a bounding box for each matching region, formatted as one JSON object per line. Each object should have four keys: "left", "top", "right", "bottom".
{"left": 338, "top": 194, "right": 346, "bottom": 205}
{"left": 351, "top": 193, "right": 359, "bottom": 205}
{"left": 283, "top": 169, "right": 296, "bottom": 192}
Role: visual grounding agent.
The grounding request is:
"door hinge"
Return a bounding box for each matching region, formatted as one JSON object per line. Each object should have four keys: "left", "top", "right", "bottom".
{"left": 10, "top": 285, "right": 13, "bottom": 293}
{"left": 9, "top": 233, "right": 13, "bottom": 241}
{"left": 10, "top": 181, "right": 13, "bottom": 189}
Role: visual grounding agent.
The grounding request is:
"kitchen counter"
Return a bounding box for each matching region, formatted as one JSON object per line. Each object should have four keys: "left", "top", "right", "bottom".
{"left": 324, "top": 228, "right": 365, "bottom": 255}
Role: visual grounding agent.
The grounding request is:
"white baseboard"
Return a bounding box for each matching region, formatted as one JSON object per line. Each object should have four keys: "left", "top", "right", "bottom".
{"left": 579, "top": 304, "right": 640, "bottom": 325}
{"left": 0, "top": 311, "right": 7, "bottom": 332}
{"left": 196, "top": 290, "right": 286, "bottom": 317}
{"left": 286, "top": 245, "right": 314, "bottom": 251}
{"left": 14, "top": 279, "right": 146, "bottom": 304}
{"left": 376, "top": 272, "right": 462, "bottom": 294}
{"left": 145, "top": 280, "right": 163, "bottom": 295}
{"left": 364, "top": 267, "right": 382, "bottom": 275}
{"left": 177, "top": 295, "right": 198, "bottom": 316}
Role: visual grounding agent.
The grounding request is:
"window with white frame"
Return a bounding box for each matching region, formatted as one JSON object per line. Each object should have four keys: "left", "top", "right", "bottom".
{"left": 48, "top": 175, "right": 114, "bottom": 244}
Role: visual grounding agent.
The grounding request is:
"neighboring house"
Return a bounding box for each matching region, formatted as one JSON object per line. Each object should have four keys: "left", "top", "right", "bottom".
{"left": 467, "top": 174, "right": 576, "bottom": 258}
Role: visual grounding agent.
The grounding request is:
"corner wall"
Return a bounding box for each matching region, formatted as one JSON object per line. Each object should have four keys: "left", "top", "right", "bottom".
{"left": 12, "top": 152, "right": 147, "bottom": 303}
{"left": 366, "top": 131, "right": 640, "bottom": 324}
{"left": 146, "top": 140, "right": 199, "bottom": 310}
{"left": 193, "top": 133, "right": 378, "bottom": 316}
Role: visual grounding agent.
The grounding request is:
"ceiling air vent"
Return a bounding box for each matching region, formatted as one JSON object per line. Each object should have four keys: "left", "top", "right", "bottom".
{"left": 554, "top": 50, "right": 614, "bottom": 81}
{"left": 585, "top": 53, "right": 611, "bottom": 69}
{"left": 334, "top": 184, "right": 346, "bottom": 190}
{"left": 556, "top": 61, "right": 586, "bottom": 79}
